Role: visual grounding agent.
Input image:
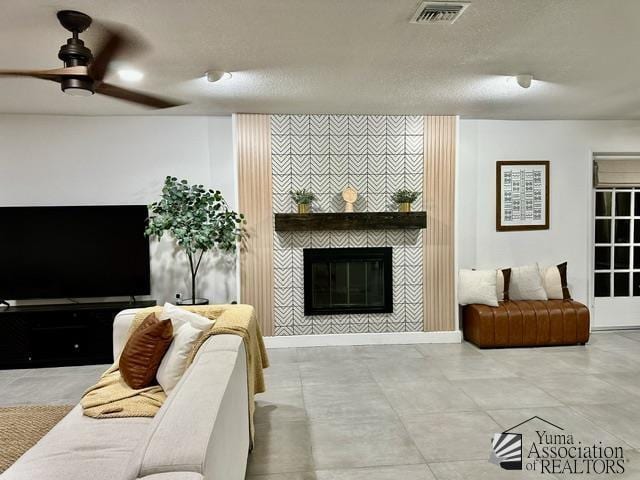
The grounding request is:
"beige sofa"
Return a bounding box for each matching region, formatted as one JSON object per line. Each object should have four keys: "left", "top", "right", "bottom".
{"left": 2, "top": 308, "right": 250, "bottom": 480}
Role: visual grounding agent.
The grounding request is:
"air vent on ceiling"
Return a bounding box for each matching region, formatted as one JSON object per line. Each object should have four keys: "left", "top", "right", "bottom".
{"left": 410, "top": 1, "right": 470, "bottom": 24}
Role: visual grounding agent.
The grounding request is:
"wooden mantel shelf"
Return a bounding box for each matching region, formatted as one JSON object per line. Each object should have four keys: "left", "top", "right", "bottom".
{"left": 274, "top": 212, "right": 427, "bottom": 231}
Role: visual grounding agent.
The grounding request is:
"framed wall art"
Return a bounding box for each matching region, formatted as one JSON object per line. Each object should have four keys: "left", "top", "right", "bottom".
{"left": 496, "top": 160, "right": 549, "bottom": 231}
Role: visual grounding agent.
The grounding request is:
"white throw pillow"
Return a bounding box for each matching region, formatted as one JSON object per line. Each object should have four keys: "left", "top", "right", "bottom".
{"left": 157, "top": 322, "right": 203, "bottom": 393}
{"left": 496, "top": 270, "right": 506, "bottom": 301}
{"left": 156, "top": 303, "right": 213, "bottom": 393}
{"left": 158, "top": 302, "right": 212, "bottom": 331}
{"left": 540, "top": 263, "right": 567, "bottom": 300}
{"left": 509, "top": 264, "right": 548, "bottom": 301}
{"left": 458, "top": 269, "right": 499, "bottom": 307}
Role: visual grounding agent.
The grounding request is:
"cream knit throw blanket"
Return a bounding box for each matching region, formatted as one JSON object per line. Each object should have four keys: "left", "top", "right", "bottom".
{"left": 81, "top": 304, "right": 269, "bottom": 443}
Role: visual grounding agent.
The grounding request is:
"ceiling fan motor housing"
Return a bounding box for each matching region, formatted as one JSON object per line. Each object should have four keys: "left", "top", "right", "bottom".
{"left": 57, "top": 10, "right": 95, "bottom": 95}
{"left": 58, "top": 38, "right": 93, "bottom": 68}
{"left": 58, "top": 38, "right": 94, "bottom": 95}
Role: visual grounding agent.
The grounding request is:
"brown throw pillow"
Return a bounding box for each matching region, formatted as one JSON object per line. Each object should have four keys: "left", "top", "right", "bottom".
{"left": 557, "top": 262, "right": 571, "bottom": 300}
{"left": 501, "top": 268, "right": 512, "bottom": 301}
{"left": 119, "top": 313, "right": 173, "bottom": 389}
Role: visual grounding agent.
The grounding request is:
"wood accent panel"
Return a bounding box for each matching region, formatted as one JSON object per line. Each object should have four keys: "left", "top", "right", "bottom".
{"left": 423, "top": 116, "right": 457, "bottom": 332}
{"left": 236, "top": 114, "right": 274, "bottom": 336}
{"left": 275, "top": 212, "right": 427, "bottom": 231}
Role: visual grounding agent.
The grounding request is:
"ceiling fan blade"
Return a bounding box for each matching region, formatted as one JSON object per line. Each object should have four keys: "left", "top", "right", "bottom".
{"left": 0, "top": 66, "right": 88, "bottom": 81}
{"left": 0, "top": 71, "right": 58, "bottom": 82}
{"left": 88, "top": 29, "right": 125, "bottom": 81}
{"left": 95, "top": 82, "right": 184, "bottom": 109}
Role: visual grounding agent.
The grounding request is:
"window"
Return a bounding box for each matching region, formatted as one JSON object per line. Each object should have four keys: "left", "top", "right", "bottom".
{"left": 594, "top": 188, "right": 640, "bottom": 297}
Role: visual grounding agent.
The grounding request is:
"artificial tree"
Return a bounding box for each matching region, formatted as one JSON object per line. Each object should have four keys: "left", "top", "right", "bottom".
{"left": 146, "top": 176, "right": 245, "bottom": 304}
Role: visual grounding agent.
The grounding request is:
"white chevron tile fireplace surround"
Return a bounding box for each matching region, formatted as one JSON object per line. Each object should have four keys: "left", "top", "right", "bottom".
{"left": 270, "top": 114, "right": 425, "bottom": 336}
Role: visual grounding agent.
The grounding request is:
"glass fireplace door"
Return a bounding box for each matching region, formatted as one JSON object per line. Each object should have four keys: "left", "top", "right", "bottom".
{"left": 304, "top": 247, "right": 392, "bottom": 315}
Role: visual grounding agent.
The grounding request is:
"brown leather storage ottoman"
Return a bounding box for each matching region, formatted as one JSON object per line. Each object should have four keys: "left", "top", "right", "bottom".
{"left": 463, "top": 300, "right": 590, "bottom": 348}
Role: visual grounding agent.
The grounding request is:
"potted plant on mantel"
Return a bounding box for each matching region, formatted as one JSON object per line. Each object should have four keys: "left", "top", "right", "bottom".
{"left": 391, "top": 189, "right": 419, "bottom": 212}
{"left": 290, "top": 188, "right": 316, "bottom": 214}
{"left": 146, "top": 176, "right": 245, "bottom": 305}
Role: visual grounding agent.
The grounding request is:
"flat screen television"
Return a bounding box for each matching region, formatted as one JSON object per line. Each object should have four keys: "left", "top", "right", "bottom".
{"left": 0, "top": 205, "right": 151, "bottom": 300}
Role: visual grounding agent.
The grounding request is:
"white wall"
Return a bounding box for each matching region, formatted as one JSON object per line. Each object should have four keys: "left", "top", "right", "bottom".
{"left": 456, "top": 119, "right": 478, "bottom": 271}
{"left": 458, "top": 120, "right": 640, "bottom": 307}
{"left": 0, "top": 114, "right": 237, "bottom": 305}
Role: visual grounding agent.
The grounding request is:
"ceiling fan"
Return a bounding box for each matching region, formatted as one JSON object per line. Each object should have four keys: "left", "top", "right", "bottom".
{"left": 0, "top": 10, "right": 184, "bottom": 109}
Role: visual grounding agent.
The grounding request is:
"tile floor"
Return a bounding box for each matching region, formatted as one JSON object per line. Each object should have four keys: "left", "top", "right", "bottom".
{"left": 1, "top": 331, "right": 640, "bottom": 479}
{"left": 248, "top": 331, "right": 640, "bottom": 480}
{"left": 0, "top": 363, "right": 109, "bottom": 406}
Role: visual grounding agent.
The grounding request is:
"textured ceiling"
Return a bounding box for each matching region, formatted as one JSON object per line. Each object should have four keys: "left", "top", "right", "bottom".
{"left": 1, "top": 0, "right": 640, "bottom": 118}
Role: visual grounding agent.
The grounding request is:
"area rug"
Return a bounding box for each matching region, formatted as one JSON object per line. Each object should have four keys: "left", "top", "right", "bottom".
{"left": 0, "top": 405, "right": 73, "bottom": 473}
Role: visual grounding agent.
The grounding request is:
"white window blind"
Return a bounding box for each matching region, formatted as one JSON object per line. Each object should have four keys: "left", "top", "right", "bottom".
{"left": 594, "top": 153, "right": 640, "bottom": 187}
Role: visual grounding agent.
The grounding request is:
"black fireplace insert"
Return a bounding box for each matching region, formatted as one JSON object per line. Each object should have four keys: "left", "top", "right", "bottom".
{"left": 303, "top": 247, "right": 393, "bottom": 316}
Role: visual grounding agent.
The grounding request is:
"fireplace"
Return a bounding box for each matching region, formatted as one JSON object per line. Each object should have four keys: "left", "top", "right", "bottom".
{"left": 303, "top": 247, "right": 393, "bottom": 316}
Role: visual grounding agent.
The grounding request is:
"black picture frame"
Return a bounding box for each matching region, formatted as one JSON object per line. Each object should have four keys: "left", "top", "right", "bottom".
{"left": 496, "top": 161, "right": 550, "bottom": 231}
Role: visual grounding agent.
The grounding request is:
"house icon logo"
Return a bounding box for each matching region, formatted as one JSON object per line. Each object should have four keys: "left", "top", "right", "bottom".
{"left": 490, "top": 432, "right": 523, "bottom": 470}
{"left": 490, "top": 416, "right": 563, "bottom": 471}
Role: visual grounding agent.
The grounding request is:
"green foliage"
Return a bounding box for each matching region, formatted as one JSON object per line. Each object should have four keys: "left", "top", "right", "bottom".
{"left": 391, "top": 189, "right": 419, "bottom": 204}
{"left": 145, "top": 176, "right": 245, "bottom": 300}
{"left": 146, "top": 176, "right": 245, "bottom": 254}
{"left": 290, "top": 188, "right": 316, "bottom": 205}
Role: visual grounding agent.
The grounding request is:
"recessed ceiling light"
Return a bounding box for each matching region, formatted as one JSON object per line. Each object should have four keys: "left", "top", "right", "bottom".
{"left": 515, "top": 74, "right": 533, "bottom": 89}
{"left": 205, "top": 70, "right": 232, "bottom": 83}
{"left": 117, "top": 69, "right": 144, "bottom": 82}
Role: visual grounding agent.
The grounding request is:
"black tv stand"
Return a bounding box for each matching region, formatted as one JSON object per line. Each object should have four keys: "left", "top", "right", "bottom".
{"left": 0, "top": 300, "right": 156, "bottom": 369}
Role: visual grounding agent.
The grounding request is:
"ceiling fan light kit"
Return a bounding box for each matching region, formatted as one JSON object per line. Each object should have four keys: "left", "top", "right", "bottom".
{"left": 0, "top": 10, "right": 184, "bottom": 108}
{"left": 63, "top": 81, "right": 94, "bottom": 96}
